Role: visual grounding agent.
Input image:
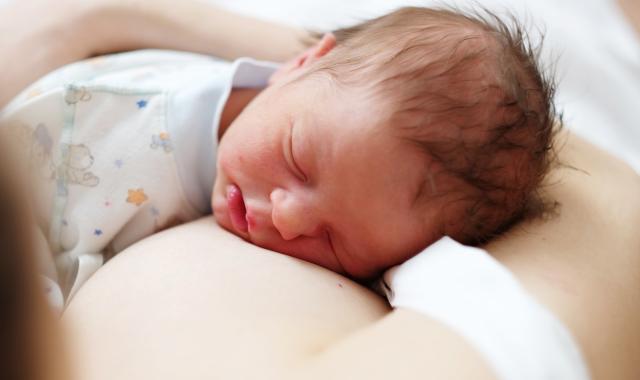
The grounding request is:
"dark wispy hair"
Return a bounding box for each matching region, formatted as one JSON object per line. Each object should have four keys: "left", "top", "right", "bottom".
{"left": 304, "top": 6, "right": 561, "bottom": 244}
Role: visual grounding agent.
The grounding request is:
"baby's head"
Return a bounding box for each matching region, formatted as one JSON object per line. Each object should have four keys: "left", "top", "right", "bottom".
{"left": 212, "top": 7, "right": 557, "bottom": 279}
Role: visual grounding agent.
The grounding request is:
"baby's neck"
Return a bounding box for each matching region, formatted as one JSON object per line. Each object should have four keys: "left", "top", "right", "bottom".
{"left": 218, "top": 88, "right": 262, "bottom": 140}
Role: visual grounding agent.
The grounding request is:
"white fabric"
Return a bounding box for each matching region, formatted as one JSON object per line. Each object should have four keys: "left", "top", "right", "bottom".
{"left": 381, "top": 237, "right": 590, "bottom": 380}
{"left": 0, "top": 50, "right": 277, "bottom": 306}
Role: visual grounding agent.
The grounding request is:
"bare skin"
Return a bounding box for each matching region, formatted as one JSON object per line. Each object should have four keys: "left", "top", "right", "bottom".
{"left": 2, "top": 1, "right": 639, "bottom": 379}
{"left": 487, "top": 133, "right": 640, "bottom": 380}
{"left": 62, "top": 132, "right": 640, "bottom": 380}
{"left": 619, "top": 0, "right": 640, "bottom": 35}
{"left": 62, "top": 215, "right": 496, "bottom": 380}
{"left": 0, "top": 0, "right": 308, "bottom": 108}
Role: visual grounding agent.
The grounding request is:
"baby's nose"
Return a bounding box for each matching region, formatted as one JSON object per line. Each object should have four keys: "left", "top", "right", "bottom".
{"left": 270, "top": 188, "right": 322, "bottom": 240}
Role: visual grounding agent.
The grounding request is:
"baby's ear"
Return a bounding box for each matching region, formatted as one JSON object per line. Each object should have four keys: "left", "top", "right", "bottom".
{"left": 269, "top": 33, "right": 336, "bottom": 85}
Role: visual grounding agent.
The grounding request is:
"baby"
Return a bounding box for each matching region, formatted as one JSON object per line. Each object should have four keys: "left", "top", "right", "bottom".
{"left": 212, "top": 7, "right": 557, "bottom": 278}
{"left": 0, "top": 7, "right": 556, "bottom": 304}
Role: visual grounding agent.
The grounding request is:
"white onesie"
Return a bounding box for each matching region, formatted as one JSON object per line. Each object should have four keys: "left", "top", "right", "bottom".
{"left": 0, "top": 50, "right": 277, "bottom": 309}
{"left": 380, "top": 237, "right": 591, "bottom": 380}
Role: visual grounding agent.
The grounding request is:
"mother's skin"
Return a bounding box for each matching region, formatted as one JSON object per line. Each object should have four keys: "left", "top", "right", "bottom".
{"left": 63, "top": 132, "right": 640, "bottom": 380}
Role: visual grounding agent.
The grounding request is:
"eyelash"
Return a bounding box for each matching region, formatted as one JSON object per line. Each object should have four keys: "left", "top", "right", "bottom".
{"left": 288, "top": 127, "right": 308, "bottom": 183}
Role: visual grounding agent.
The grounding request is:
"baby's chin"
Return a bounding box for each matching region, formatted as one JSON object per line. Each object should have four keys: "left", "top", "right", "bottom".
{"left": 343, "top": 250, "right": 416, "bottom": 281}
{"left": 264, "top": 236, "right": 397, "bottom": 280}
{"left": 346, "top": 264, "right": 385, "bottom": 282}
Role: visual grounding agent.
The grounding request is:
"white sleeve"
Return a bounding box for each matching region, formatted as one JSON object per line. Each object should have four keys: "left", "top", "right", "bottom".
{"left": 380, "top": 236, "right": 590, "bottom": 380}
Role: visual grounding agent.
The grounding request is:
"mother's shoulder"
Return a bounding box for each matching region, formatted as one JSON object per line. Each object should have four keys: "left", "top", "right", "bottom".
{"left": 558, "top": 132, "right": 640, "bottom": 249}
{"left": 486, "top": 132, "right": 640, "bottom": 380}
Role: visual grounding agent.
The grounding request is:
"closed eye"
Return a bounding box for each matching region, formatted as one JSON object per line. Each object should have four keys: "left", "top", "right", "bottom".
{"left": 287, "top": 123, "right": 308, "bottom": 183}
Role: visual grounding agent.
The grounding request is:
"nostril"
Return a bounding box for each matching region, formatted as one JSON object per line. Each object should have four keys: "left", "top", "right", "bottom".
{"left": 270, "top": 188, "right": 316, "bottom": 241}
{"left": 271, "top": 207, "right": 298, "bottom": 241}
{"left": 280, "top": 228, "right": 300, "bottom": 241}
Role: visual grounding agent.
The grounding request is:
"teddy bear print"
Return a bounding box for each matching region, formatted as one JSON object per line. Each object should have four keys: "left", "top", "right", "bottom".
{"left": 64, "top": 85, "right": 92, "bottom": 105}
{"left": 150, "top": 132, "right": 173, "bottom": 153}
{"left": 55, "top": 143, "right": 100, "bottom": 196}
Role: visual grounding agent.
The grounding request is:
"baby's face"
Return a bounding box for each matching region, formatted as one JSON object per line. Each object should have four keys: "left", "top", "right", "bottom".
{"left": 212, "top": 79, "right": 437, "bottom": 279}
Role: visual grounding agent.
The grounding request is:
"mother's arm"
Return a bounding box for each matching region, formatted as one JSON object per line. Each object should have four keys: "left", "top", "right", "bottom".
{"left": 0, "top": 0, "right": 308, "bottom": 108}
{"left": 0, "top": 0, "right": 92, "bottom": 108}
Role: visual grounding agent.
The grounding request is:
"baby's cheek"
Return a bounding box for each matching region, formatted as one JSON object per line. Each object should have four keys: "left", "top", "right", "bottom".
{"left": 217, "top": 144, "right": 244, "bottom": 178}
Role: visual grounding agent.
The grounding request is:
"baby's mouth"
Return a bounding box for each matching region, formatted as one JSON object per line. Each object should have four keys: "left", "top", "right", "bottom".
{"left": 226, "top": 184, "right": 248, "bottom": 233}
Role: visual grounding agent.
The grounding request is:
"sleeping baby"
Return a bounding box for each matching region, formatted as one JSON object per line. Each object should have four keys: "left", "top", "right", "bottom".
{"left": 0, "top": 7, "right": 557, "bottom": 306}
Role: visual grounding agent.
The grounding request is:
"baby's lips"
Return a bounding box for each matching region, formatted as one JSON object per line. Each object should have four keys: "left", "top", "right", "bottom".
{"left": 245, "top": 212, "right": 257, "bottom": 231}
{"left": 226, "top": 184, "right": 248, "bottom": 233}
